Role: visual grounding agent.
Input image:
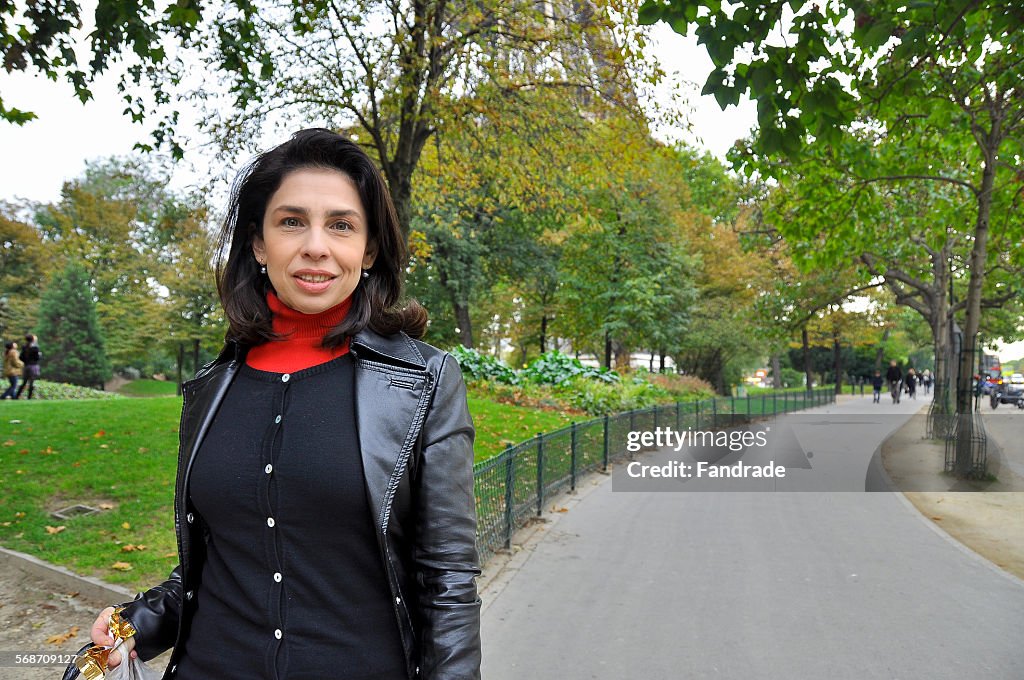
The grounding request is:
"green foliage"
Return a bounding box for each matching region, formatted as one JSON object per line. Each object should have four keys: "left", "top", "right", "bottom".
{"left": 522, "top": 351, "right": 620, "bottom": 386}
{"left": 556, "top": 374, "right": 667, "bottom": 415}
{"left": 450, "top": 346, "right": 519, "bottom": 385}
{"left": 36, "top": 262, "right": 112, "bottom": 388}
{"left": 116, "top": 379, "right": 179, "bottom": 397}
{"left": 14, "top": 380, "right": 123, "bottom": 400}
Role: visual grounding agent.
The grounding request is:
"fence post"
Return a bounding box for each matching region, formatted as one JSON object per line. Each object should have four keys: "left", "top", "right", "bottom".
{"left": 536, "top": 433, "right": 544, "bottom": 517}
{"left": 712, "top": 398, "right": 718, "bottom": 428}
{"left": 746, "top": 394, "right": 751, "bottom": 419}
{"left": 676, "top": 401, "right": 681, "bottom": 430}
{"left": 629, "top": 409, "right": 635, "bottom": 435}
{"left": 602, "top": 414, "right": 610, "bottom": 471}
{"left": 570, "top": 421, "right": 578, "bottom": 491}
{"left": 773, "top": 391, "right": 777, "bottom": 416}
{"left": 504, "top": 446, "right": 514, "bottom": 549}
{"left": 653, "top": 405, "right": 658, "bottom": 431}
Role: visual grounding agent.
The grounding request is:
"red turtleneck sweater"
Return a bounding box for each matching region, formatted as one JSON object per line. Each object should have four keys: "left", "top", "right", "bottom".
{"left": 245, "top": 291, "right": 353, "bottom": 372}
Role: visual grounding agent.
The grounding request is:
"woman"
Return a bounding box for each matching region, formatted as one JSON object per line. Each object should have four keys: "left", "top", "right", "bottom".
{"left": 83, "top": 129, "right": 481, "bottom": 680}
{"left": 2, "top": 341, "right": 22, "bottom": 399}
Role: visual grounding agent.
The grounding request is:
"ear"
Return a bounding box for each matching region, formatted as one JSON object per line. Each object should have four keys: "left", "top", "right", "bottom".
{"left": 362, "top": 240, "right": 377, "bottom": 270}
{"left": 252, "top": 235, "right": 267, "bottom": 265}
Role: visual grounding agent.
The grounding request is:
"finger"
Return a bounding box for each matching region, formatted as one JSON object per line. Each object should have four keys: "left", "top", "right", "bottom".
{"left": 90, "top": 607, "right": 116, "bottom": 646}
{"left": 107, "top": 648, "right": 122, "bottom": 669}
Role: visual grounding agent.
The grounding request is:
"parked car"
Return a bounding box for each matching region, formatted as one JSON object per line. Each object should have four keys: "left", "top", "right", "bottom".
{"left": 990, "top": 374, "right": 1024, "bottom": 409}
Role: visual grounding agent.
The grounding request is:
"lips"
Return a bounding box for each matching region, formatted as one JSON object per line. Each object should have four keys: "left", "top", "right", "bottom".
{"left": 292, "top": 270, "right": 337, "bottom": 293}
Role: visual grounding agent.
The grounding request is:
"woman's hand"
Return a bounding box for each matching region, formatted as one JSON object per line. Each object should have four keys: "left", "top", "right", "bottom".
{"left": 89, "top": 607, "right": 138, "bottom": 668}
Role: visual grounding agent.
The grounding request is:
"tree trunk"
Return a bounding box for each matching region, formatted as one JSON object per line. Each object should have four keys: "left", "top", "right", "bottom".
{"left": 659, "top": 351, "right": 666, "bottom": 372}
{"left": 604, "top": 330, "right": 612, "bottom": 370}
{"left": 834, "top": 334, "right": 843, "bottom": 395}
{"left": 192, "top": 338, "right": 200, "bottom": 377}
{"left": 540, "top": 315, "right": 547, "bottom": 354}
{"left": 771, "top": 353, "right": 782, "bottom": 389}
{"left": 176, "top": 342, "right": 184, "bottom": 397}
{"left": 454, "top": 301, "right": 474, "bottom": 348}
{"left": 802, "top": 326, "right": 813, "bottom": 392}
{"left": 873, "top": 328, "right": 890, "bottom": 373}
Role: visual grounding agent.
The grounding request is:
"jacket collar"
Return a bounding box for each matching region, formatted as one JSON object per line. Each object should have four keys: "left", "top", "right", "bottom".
{"left": 216, "top": 326, "right": 427, "bottom": 373}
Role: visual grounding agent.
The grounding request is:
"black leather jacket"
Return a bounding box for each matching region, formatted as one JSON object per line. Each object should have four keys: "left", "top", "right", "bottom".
{"left": 119, "top": 328, "right": 482, "bottom": 680}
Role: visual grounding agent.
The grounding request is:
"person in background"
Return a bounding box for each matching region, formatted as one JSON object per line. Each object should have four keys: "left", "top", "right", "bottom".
{"left": 905, "top": 367, "right": 917, "bottom": 400}
{"left": 2, "top": 341, "right": 23, "bottom": 399}
{"left": 14, "top": 334, "right": 40, "bottom": 399}
{"left": 922, "top": 368, "right": 932, "bottom": 395}
{"left": 885, "top": 360, "right": 902, "bottom": 404}
{"left": 871, "top": 370, "right": 884, "bottom": 404}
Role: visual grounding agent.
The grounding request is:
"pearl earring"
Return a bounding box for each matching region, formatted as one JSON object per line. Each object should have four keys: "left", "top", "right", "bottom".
{"left": 361, "top": 269, "right": 370, "bottom": 279}
{"left": 260, "top": 264, "right": 267, "bottom": 274}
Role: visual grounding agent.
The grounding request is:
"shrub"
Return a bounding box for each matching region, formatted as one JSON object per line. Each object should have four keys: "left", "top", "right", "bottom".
{"left": 22, "top": 380, "right": 123, "bottom": 400}
{"left": 450, "top": 346, "right": 519, "bottom": 384}
{"left": 522, "top": 350, "right": 619, "bottom": 386}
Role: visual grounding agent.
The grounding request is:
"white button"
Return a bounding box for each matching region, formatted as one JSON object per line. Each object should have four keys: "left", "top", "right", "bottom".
{"left": 275, "top": 414, "right": 282, "bottom": 423}
{"left": 170, "top": 665, "right": 177, "bottom": 674}
{"left": 267, "top": 517, "right": 276, "bottom": 527}
{"left": 185, "top": 590, "right": 194, "bottom": 600}
{"left": 265, "top": 464, "right": 273, "bottom": 474}
{"left": 395, "top": 596, "right": 401, "bottom": 605}
{"left": 274, "top": 628, "right": 283, "bottom": 640}
{"left": 186, "top": 513, "right": 194, "bottom": 524}
{"left": 281, "top": 374, "right": 290, "bottom": 383}
{"left": 273, "top": 572, "right": 282, "bottom": 583}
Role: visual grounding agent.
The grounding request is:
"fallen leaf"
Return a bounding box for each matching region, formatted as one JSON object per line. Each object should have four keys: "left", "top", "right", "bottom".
{"left": 121, "top": 522, "right": 131, "bottom": 530}
{"left": 98, "top": 503, "right": 115, "bottom": 510}
{"left": 99, "top": 444, "right": 109, "bottom": 449}
{"left": 137, "top": 447, "right": 149, "bottom": 453}
{"left": 3, "top": 440, "right": 15, "bottom": 446}
{"left": 45, "top": 526, "right": 66, "bottom": 534}
{"left": 110, "top": 562, "right": 133, "bottom": 571}
{"left": 121, "top": 544, "right": 147, "bottom": 552}
{"left": 94, "top": 430, "right": 106, "bottom": 438}
{"left": 162, "top": 552, "right": 177, "bottom": 558}
{"left": 1, "top": 522, "right": 10, "bottom": 527}
{"left": 46, "top": 626, "right": 80, "bottom": 645}
{"left": 931, "top": 516, "right": 943, "bottom": 521}
{"left": 15, "top": 512, "right": 25, "bottom": 518}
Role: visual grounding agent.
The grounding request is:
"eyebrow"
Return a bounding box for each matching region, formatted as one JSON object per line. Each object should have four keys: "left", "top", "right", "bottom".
{"left": 272, "top": 205, "right": 364, "bottom": 222}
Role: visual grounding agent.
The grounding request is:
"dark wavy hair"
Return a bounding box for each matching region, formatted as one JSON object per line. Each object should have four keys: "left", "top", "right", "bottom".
{"left": 216, "top": 128, "right": 427, "bottom": 347}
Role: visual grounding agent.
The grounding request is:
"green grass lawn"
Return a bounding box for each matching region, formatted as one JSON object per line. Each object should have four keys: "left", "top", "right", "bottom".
{"left": 0, "top": 394, "right": 573, "bottom": 590}
{"left": 116, "top": 379, "right": 180, "bottom": 397}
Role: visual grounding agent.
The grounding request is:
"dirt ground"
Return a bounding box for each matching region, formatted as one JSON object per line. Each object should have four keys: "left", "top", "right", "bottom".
{"left": 881, "top": 412, "right": 1024, "bottom": 582}
{"left": 0, "top": 565, "right": 110, "bottom": 680}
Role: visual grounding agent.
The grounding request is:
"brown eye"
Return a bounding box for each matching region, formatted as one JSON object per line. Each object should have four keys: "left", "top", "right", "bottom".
{"left": 331, "top": 221, "right": 352, "bottom": 232}
{"left": 283, "top": 217, "right": 301, "bottom": 227}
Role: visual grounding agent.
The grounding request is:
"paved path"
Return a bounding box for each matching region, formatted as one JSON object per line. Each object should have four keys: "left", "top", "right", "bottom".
{"left": 481, "top": 395, "right": 1024, "bottom": 679}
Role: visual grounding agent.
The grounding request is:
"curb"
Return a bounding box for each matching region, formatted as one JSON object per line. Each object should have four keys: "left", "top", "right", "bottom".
{"left": 0, "top": 546, "right": 134, "bottom": 604}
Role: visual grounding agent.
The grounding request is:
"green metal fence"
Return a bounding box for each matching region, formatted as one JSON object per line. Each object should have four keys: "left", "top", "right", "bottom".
{"left": 472, "top": 387, "right": 836, "bottom": 563}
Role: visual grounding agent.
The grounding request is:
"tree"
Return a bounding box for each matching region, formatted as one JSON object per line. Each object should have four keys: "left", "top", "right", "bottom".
{"left": 643, "top": 0, "right": 1024, "bottom": 470}
{"left": 36, "top": 261, "right": 111, "bottom": 387}
{"left": 0, "top": 203, "right": 49, "bottom": 338}
{"left": 165, "top": 0, "right": 655, "bottom": 237}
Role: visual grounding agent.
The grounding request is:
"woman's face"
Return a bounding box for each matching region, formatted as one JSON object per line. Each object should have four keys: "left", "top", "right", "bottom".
{"left": 253, "top": 168, "right": 376, "bottom": 315}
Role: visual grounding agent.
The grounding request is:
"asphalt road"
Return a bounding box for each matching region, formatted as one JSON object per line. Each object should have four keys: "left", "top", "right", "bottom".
{"left": 481, "top": 395, "right": 1024, "bottom": 680}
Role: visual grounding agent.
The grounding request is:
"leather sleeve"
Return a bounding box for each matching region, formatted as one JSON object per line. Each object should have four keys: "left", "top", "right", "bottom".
{"left": 117, "top": 564, "right": 184, "bottom": 662}
{"left": 413, "top": 354, "right": 482, "bottom": 680}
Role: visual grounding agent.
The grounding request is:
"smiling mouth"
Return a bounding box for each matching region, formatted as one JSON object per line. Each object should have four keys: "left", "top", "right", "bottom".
{"left": 295, "top": 274, "right": 336, "bottom": 283}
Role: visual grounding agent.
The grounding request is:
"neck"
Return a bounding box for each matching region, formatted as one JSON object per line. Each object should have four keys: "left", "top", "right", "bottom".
{"left": 245, "top": 291, "right": 354, "bottom": 372}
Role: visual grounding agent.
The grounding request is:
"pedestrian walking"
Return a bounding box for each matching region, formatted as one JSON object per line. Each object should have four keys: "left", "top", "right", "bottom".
{"left": 922, "top": 369, "right": 932, "bottom": 395}
{"left": 2, "top": 341, "right": 23, "bottom": 399}
{"left": 905, "top": 367, "right": 917, "bottom": 400}
{"left": 14, "top": 334, "right": 40, "bottom": 399}
{"left": 74, "top": 129, "right": 481, "bottom": 680}
{"left": 871, "top": 370, "right": 884, "bottom": 403}
{"left": 886, "top": 360, "right": 902, "bottom": 404}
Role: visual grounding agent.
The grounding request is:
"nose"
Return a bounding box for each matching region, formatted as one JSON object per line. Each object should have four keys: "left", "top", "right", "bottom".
{"left": 301, "top": 224, "right": 330, "bottom": 260}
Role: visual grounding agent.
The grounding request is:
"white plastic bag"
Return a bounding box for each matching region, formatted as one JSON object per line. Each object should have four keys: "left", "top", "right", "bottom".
{"left": 103, "top": 638, "right": 162, "bottom": 680}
